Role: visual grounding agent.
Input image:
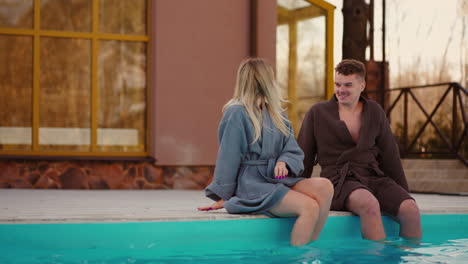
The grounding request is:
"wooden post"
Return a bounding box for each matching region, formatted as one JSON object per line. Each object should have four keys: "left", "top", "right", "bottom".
{"left": 249, "top": 0, "right": 257, "bottom": 57}
{"left": 452, "top": 85, "right": 458, "bottom": 155}
{"left": 288, "top": 18, "right": 298, "bottom": 133}
{"left": 403, "top": 90, "right": 408, "bottom": 156}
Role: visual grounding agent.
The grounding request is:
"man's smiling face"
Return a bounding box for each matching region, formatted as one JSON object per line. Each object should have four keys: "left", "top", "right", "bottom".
{"left": 334, "top": 73, "right": 365, "bottom": 107}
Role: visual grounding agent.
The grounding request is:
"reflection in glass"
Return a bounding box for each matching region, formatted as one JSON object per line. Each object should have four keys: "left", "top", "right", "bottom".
{"left": 277, "top": 0, "right": 311, "bottom": 10}
{"left": 296, "top": 16, "right": 326, "bottom": 122}
{"left": 0, "top": 35, "right": 32, "bottom": 150}
{"left": 98, "top": 40, "right": 146, "bottom": 152}
{"left": 0, "top": 0, "right": 33, "bottom": 29}
{"left": 100, "top": 0, "right": 146, "bottom": 35}
{"left": 40, "top": 0, "right": 92, "bottom": 32}
{"left": 276, "top": 24, "right": 290, "bottom": 102}
{"left": 277, "top": 0, "right": 328, "bottom": 128}
{"left": 40, "top": 37, "right": 91, "bottom": 151}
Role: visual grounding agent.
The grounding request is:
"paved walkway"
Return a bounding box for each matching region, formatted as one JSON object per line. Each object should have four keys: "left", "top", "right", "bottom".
{"left": 1, "top": 190, "right": 467, "bottom": 224}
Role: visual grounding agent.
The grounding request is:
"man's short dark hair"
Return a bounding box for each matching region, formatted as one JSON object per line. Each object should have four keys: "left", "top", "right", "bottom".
{"left": 335, "top": 59, "right": 366, "bottom": 79}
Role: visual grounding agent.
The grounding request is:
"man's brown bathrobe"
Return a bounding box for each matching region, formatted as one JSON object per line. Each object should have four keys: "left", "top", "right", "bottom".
{"left": 297, "top": 95, "right": 413, "bottom": 216}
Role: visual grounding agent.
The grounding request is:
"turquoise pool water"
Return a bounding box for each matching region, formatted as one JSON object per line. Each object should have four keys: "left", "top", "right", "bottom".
{"left": 0, "top": 214, "right": 467, "bottom": 263}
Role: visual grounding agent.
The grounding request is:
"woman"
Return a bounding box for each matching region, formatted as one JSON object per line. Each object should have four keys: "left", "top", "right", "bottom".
{"left": 198, "top": 58, "right": 333, "bottom": 246}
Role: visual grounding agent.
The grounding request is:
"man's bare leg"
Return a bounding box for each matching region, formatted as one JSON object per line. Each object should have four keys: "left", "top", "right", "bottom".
{"left": 346, "top": 188, "right": 386, "bottom": 240}
{"left": 397, "top": 199, "right": 422, "bottom": 238}
{"left": 269, "top": 190, "right": 320, "bottom": 246}
{"left": 292, "top": 178, "right": 334, "bottom": 240}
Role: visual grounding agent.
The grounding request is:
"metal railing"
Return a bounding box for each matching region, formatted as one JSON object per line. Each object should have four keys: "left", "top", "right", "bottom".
{"left": 376, "top": 82, "right": 467, "bottom": 166}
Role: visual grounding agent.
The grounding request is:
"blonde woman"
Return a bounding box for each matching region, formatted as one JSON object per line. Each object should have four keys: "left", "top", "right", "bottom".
{"left": 198, "top": 58, "right": 334, "bottom": 246}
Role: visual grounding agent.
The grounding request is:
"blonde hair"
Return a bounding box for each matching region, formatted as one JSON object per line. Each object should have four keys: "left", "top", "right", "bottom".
{"left": 224, "top": 58, "right": 289, "bottom": 143}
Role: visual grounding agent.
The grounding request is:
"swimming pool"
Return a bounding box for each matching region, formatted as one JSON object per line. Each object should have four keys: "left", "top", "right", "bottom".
{"left": 1, "top": 214, "right": 467, "bottom": 263}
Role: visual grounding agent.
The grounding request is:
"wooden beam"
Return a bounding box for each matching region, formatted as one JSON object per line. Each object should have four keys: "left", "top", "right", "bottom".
{"left": 32, "top": 0, "right": 40, "bottom": 151}
{"left": 91, "top": 0, "right": 99, "bottom": 151}
{"left": 277, "top": 6, "right": 290, "bottom": 25}
{"left": 305, "top": 0, "right": 336, "bottom": 11}
{"left": 250, "top": 0, "right": 258, "bottom": 57}
{"left": 278, "top": 5, "right": 324, "bottom": 25}
{"left": 288, "top": 20, "right": 298, "bottom": 133}
{"left": 325, "top": 8, "right": 334, "bottom": 98}
{"left": 293, "top": 5, "right": 325, "bottom": 21}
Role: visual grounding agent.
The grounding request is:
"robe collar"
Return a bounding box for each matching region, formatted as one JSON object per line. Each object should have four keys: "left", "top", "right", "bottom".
{"left": 329, "top": 93, "right": 369, "bottom": 147}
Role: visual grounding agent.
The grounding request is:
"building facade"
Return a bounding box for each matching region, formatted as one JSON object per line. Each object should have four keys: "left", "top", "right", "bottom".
{"left": 0, "top": 0, "right": 334, "bottom": 189}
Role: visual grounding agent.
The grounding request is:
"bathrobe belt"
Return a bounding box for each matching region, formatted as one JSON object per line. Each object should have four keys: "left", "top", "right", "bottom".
{"left": 331, "top": 160, "right": 384, "bottom": 199}
{"left": 242, "top": 159, "right": 276, "bottom": 179}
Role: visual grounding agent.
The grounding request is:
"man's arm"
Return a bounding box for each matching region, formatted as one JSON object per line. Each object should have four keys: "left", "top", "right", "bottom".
{"left": 376, "top": 107, "right": 409, "bottom": 191}
{"left": 297, "top": 109, "right": 318, "bottom": 178}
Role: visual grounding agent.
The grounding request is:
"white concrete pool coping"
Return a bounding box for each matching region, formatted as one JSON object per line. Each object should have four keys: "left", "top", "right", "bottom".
{"left": 0, "top": 190, "right": 467, "bottom": 224}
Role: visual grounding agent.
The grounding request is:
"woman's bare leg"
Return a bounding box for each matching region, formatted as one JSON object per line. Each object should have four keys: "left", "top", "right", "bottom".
{"left": 269, "top": 190, "right": 320, "bottom": 246}
{"left": 292, "top": 178, "right": 334, "bottom": 240}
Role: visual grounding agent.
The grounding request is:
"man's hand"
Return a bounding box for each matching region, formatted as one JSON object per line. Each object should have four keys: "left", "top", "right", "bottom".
{"left": 274, "top": 161, "right": 288, "bottom": 179}
{"left": 198, "top": 199, "right": 225, "bottom": 211}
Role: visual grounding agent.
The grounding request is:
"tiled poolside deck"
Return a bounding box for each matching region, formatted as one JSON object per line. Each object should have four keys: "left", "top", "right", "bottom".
{"left": 0, "top": 190, "right": 467, "bottom": 224}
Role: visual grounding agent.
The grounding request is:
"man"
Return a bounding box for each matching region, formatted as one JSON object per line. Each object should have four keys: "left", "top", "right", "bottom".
{"left": 297, "top": 59, "right": 421, "bottom": 240}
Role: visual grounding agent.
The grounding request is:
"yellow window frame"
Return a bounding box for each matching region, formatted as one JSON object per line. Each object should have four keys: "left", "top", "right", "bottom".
{"left": 0, "top": 0, "right": 152, "bottom": 159}
{"left": 277, "top": 0, "right": 335, "bottom": 132}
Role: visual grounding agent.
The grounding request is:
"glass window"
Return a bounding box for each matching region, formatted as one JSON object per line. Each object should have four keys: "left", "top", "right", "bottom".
{"left": 39, "top": 37, "right": 91, "bottom": 151}
{"left": 0, "top": 0, "right": 150, "bottom": 157}
{"left": 0, "top": 35, "right": 33, "bottom": 151}
{"left": 100, "top": 0, "right": 147, "bottom": 35}
{"left": 276, "top": 24, "right": 290, "bottom": 102}
{"left": 41, "top": 0, "right": 92, "bottom": 32}
{"left": 98, "top": 40, "right": 146, "bottom": 152}
{"left": 0, "top": 0, "right": 33, "bottom": 29}
{"left": 296, "top": 16, "right": 326, "bottom": 122}
{"left": 277, "top": 0, "right": 334, "bottom": 131}
{"left": 277, "top": 0, "right": 311, "bottom": 10}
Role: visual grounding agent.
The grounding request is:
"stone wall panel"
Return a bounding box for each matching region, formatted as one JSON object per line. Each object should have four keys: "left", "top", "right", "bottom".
{"left": 0, "top": 161, "right": 215, "bottom": 190}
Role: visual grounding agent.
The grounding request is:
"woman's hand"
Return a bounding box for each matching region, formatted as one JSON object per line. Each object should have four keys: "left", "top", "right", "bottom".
{"left": 198, "top": 199, "right": 225, "bottom": 211}
{"left": 274, "top": 161, "right": 288, "bottom": 179}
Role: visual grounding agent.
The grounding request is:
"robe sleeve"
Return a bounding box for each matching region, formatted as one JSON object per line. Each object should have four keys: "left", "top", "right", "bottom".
{"left": 205, "top": 107, "right": 248, "bottom": 201}
{"left": 376, "top": 106, "right": 409, "bottom": 191}
{"left": 297, "top": 109, "right": 318, "bottom": 178}
{"left": 277, "top": 120, "right": 304, "bottom": 177}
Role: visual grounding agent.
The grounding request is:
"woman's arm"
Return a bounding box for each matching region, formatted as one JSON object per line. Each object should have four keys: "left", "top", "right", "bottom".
{"left": 277, "top": 119, "right": 305, "bottom": 177}
{"left": 198, "top": 199, "right": 225, "bottom": 211}
{"left": 204, "top": 106, "right": 249, "bottom": 201}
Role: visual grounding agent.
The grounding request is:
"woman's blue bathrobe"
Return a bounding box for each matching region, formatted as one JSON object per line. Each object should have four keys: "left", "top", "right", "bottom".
{"left": 205, "top": 105, "right": 306, "bottom": 215}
